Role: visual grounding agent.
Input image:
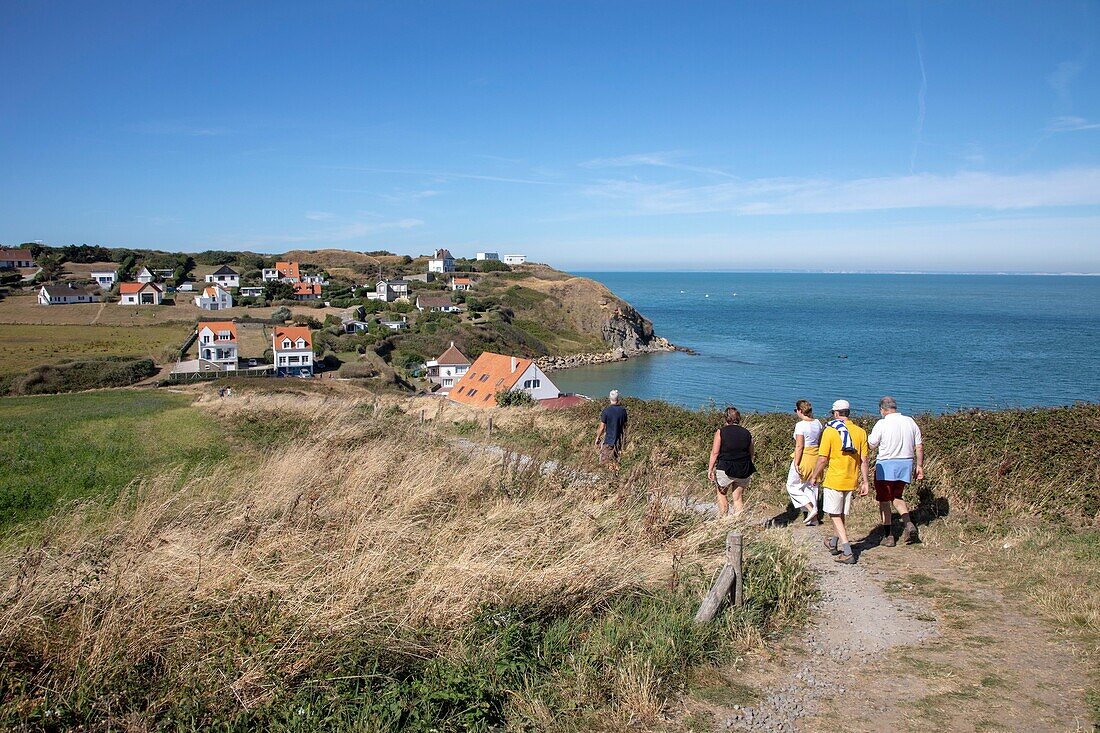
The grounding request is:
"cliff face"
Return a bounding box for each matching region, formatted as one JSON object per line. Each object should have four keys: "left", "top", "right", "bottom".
{"left": 492, "top": 265, "right": 671, "bottom": 357}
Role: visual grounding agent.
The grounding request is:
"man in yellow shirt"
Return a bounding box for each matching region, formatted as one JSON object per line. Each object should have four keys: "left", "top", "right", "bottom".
{"left": 809, "top": 399, "right": 869, "bottom": 565}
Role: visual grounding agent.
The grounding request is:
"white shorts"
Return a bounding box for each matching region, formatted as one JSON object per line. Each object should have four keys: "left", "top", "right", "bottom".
{"left": 715, "top": 470, "right": 751, "bottom": 490}
{"left": 822, "top": 488, "right": 854, "bottom": 516}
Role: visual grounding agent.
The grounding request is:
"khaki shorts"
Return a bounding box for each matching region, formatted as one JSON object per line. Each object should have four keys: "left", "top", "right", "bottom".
{"left": 822, "top": 488, "right": 854, "bottom": 515}
{"left": 715, "top": 470, "right": 751, "bottom": 492}
{"left": 599, "top": 443, "right": 621, "bottom": 463}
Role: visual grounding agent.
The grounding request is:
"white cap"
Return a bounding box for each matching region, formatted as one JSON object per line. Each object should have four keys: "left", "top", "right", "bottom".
{"left": 609, "top": 389, "right": 620, "bottom": 402}
{"left": 831, "top": 399, "right": 851, "bottom": 411}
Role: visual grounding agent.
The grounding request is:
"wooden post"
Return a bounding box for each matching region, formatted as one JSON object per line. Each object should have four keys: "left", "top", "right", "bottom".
{"left": 487, "top": 414, "right": 493, "bottom": 438}
{"left": 694, "top": 531, "right": 744, "bottom": 624}
{"left": 419, "top": 409, "right": 425, "bottom": 425}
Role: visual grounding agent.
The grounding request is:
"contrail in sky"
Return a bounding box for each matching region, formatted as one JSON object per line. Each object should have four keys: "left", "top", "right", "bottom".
{"left": 910, "top": 3, "right": 927, "bottom": 174}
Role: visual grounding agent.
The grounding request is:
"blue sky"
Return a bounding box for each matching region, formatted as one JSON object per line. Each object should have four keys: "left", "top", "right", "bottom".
{"left": 2, "top": 1, "right": 1098, "bottom": 271}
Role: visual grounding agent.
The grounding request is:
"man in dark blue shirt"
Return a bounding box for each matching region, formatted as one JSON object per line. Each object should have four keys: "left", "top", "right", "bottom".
{"left": 595, "top": 389, "right": 628, "bottom": 467}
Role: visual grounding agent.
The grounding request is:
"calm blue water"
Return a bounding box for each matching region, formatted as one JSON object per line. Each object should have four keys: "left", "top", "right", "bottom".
{"left": 551, "top": 273, "right": 1100, "bottom": 414}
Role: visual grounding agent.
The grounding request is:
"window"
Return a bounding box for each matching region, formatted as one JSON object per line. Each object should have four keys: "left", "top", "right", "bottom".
{"left": 468, "top": 389, "right": 478, "bottom": 396}
{"left": 479, "top": 374, "right": 489, "bottom": 382}
{"left": 455, "top": 386, "right": 464, "bottom": 394}
{"left": 442, "top": 378, "right": 453, "bottom": 387}
{"left": 288, "top": 356, "right": 300, "bottom": 363}
{"left": 484, "top": 394, "right": 492, "bottom": 402}
{"left": 282, "top": 339, "right": 291, "bottom": 349}
{"left": 523, "top": 379, "right": 541, "bottom": 389}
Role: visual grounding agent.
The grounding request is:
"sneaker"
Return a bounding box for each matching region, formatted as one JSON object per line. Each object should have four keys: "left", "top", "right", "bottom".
{"left": 833, "top": 553, "right": 856, "bottom": 564}
{"left": 823, "top": 537, "right": 841, "bottom": 555}
{"left": 882, "top": 533, "right": 897, "bottom": 547}
{"left": 901, "top": 525, "right": 920, "bottom": 544}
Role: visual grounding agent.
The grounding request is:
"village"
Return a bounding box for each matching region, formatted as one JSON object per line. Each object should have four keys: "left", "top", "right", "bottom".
{"left": 0, "top": 245, "right": 593, "bottom": 408}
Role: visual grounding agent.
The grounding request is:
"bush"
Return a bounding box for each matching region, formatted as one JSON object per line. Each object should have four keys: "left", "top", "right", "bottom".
{"left": 270, "top": 306, "right": 291, "bottom": 323}
{"left": 496, "top": 390, "right": 535, "bottom": 407}
{"left": 3, "top": 357, "right": 158, "bottom": 396}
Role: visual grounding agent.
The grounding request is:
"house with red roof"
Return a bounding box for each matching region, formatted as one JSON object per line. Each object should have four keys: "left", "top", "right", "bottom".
{"left": 118, "top": 281, "right": 164, "bottom": 305}
{"left": 293, "top": 282, "right": 322, "bottom": 301}
{"left": 262, "top": 260, "right": 301, "bottom": 283}
{"left": 448, "top": 351, "right": 561, "bottom": 408}
{"left": 449, "top": 276, "right": 473, "bottom": 292}
{"left": 273, "top": 326, "right": 313, "bottom": 377}
{"left": 196, "top": 321, "right": 238, "bottom": 371}
{"left": 194, "top": 284, "right": 233, "bottom": 311}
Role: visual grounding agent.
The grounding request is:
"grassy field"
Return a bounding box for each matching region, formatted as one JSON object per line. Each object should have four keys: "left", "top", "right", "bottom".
{"left": 0, "top": 323, "right": 192, "bottom": 377}
{"left": 0, "top": 389, "right": 813, "bottom": 730}
{"left": 0, "top": 390, "right": 227, "bottom": 535}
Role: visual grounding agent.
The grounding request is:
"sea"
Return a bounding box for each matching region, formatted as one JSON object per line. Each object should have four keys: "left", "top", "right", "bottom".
{"left": 549, "top": 273, "right": 1100, "bottom": 415}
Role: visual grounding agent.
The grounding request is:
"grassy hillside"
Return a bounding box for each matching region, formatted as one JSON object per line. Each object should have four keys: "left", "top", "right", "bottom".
{"left": 0, "top": 391, "right": 227, "bottom": 534}
{"left": 0, "top": 322, "right": 190, "bottom": 378}
{"left": 0, "top": 389, "right": 812, "bottom": 730}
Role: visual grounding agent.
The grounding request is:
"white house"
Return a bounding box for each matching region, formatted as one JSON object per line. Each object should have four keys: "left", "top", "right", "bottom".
{"left": 152, "top": 267, "right": 175, "bottom": 280}
{"left": 502, "top": 254, "right": 526, "bottom": 265}
{"left": 239, "top": 286, "right": 265, "bottom": 298}
{"left": 448, "top": 351, "right": 560, "bottom": 407}
{"left": 205, "top": 265, "right": 240, "bottom": 288}
{"left": 0, "top": 249, "right": 35, "bottom": 269}
{"left": 376, "top": 279, "right": 409, "bottom": 303}
{"left": 427, "top": 248, "right": 455, "bottom": 273}
{"left": 118, "top": 281, "right": 164, "bottom": 305}
{"left": 136, "top": 267, "right": 155, "bottom": 283}
{"left": 262, "top": 261, "right": 300, "bottom": 282}
{"left": 476, "top": 252, "right": 499, "bottom": 261}
{"left": 449, "top": 277, "right": 473, "bottom": 292}
{"left": 301, "top": 273, "right": 327, "bottom": 285}
{"left": 272, "top": 326, "right": 313, "bottom": 377}
{"left": 38, "top": 284, "right": 98, "bottom": 305}
{"left": 426, "top": 342, "right": 471, "bottom": 393}
{"left": 196, "top": 321, "right": 238, "bottom": 371}
{"left": 415, "top": 294, "right": 461, "bottom": 313}
{"left": 194, "top": 285, "right": 233, "bottom": 311}
{"left": 90, "top": 268, "right": 118, "bottom": 288}
{"left": 379, "top": 318, "right": 408, "bottom": 331}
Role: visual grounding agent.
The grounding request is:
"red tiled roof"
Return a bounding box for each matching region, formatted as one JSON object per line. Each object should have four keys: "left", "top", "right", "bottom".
{"left": 119, "top": 281, "right": 162, "bottom": 294}
{"left": 273, "top": 326, "right": 312, "bottom": 351}
{"left": 197, "top": 321, "right": 238, "bottom": 341}
{"left": 275, "top": 261, "right": 301, "bottom": 279}
{"left": 448, "top": 352, "right": 531, "bottom": 407}
{"left": 294, "top": 282, "right": 321, "bottom": 296}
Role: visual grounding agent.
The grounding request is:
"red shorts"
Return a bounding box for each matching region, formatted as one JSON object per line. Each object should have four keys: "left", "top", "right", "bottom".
{"left": 874, "top": 480, "right": 907, "bottom": 502}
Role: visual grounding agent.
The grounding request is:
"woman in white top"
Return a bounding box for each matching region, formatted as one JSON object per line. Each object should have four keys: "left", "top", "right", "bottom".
{"left": 786, "top": 399, "right": 822, "bottom": 525}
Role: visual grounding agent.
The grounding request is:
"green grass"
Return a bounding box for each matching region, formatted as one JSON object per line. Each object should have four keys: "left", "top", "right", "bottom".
{"left": 0, "top": 390, "right": 227, "bottom": 535}
{"left": 0, "top": 323, "right": 190, "bottom": 377}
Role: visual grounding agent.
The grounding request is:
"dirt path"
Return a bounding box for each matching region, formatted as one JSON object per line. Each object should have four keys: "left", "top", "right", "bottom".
{"left": 89, "top": 301, "right": 107, "bottom": 324}
{"left": 711, "top": 521, "right": 1093, "bottom": 732}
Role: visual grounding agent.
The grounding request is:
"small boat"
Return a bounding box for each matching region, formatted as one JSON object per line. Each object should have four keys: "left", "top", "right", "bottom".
{"left": 704, "top": 294, "right": 710, "bottom": 298}
{"left": 838, "top": 354, "right": 848, "bottom": 359}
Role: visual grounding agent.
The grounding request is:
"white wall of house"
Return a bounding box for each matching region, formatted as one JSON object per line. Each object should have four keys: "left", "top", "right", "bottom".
{"left": 205, "top": 273, "right": 240, "bottom": 287}
{"left": 136, "top": 268, "right": 154, "bottom": 283}
{"left": 119, "top": 286, "right": 162, "bottom": 305}
{"left": 476, "top": 252, "right": 499, "bottom": 261}
{"left": 91, "top": 271, "right": 117, "bottom": 286}
{"left": 503, "top": 255, "right": 526, "bottom": 265}
{"left": 197, "top": 326, "right": 238, "bottom": 370}
{"left": 194, "top": 288, "right": 233, "bottom": 311}
{"left": 428, "top": 257, "right": 455, "bottom": 273}
{"left": 513, "top": 363, "right": 559, "bottom": 400}
{"left": 438, "top": 363, "right": 470, "bottom": 389}
{"left": 274, "top": 347, "right": 313, "bottom": 370}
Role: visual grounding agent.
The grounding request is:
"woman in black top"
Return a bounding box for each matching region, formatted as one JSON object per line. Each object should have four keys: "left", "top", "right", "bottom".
{"left": 707, "top": 407, "right": 756, "bottom": 518}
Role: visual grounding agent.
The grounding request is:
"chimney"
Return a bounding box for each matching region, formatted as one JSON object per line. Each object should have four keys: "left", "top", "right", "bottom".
{"left": 510, "top": 357, "right": 517, "bottom": 373}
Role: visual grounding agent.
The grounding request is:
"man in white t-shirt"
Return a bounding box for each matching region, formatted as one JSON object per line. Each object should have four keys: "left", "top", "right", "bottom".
{"left": 868, "top": 396, "right": 924, "bottom": 546}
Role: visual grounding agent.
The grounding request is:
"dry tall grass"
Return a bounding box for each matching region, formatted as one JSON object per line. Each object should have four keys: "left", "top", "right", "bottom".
{"left": 2, "top": 391, "right": 809, "bottom": 729}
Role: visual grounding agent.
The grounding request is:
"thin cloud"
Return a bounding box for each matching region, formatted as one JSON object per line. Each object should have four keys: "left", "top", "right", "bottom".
{"left": 1048, "top": 60, "right": 1084, "bottom": 102}
{"left": 305, "top": 211, "right": 335, "bottom": 221}
{"left": 581, "top": 151, "right": 736, "bottom": 179}
{"left": 1045, "top": 115, "right": 1100, "bottom": 132}
{"left": 130, "top": 121, "right": 232, "bottom": 137}
{"left": 227, "top": 217, "right": 424, "bottom": 248}
{"left": 321, "top": 165, "right": 558, "bottom": 186}
{"left": 580, "top": 168, "right": 1100, "bottom": 216}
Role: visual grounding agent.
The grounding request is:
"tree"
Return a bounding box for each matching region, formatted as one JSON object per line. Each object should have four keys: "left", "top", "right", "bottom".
{"left": 265, "top": 281, "right": 295, "bottom": 301}
{"left": 496, "top": 389, "right": 535, "bottom": 407}
{"left": 270, "top": 306, "right": 291, "bottom": 323}
{"left": 36, "top": 252, "right": 65, "bottom": 281}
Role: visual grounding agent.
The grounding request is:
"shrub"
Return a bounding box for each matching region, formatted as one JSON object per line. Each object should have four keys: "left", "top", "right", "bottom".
{"left": 4, "top": 357, "right": 157, "bottom": 396}
{"left": 270, "top": 306, "right": 291, "bottom": 323}
{"left": 496, "top": 390, "right": 535, "bottom": 407}
{"left": 291, "top": 314, "right": 321, "bottom": 329}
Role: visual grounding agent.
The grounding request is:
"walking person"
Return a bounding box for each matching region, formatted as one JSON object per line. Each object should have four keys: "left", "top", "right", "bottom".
{"left": 809, "top": 399, "right": 870, "bottom": 564}
{"left": 595, "top": 389, "right": 628, "bottom": 469}
{"left": 785, "top": 399, "right": 822, "bottom": 525}
{"left": 868, "top": 396, "right": 924, "bottom": 545}
{"left": 707, "top": 407, "right": 756, "bottom": 519}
